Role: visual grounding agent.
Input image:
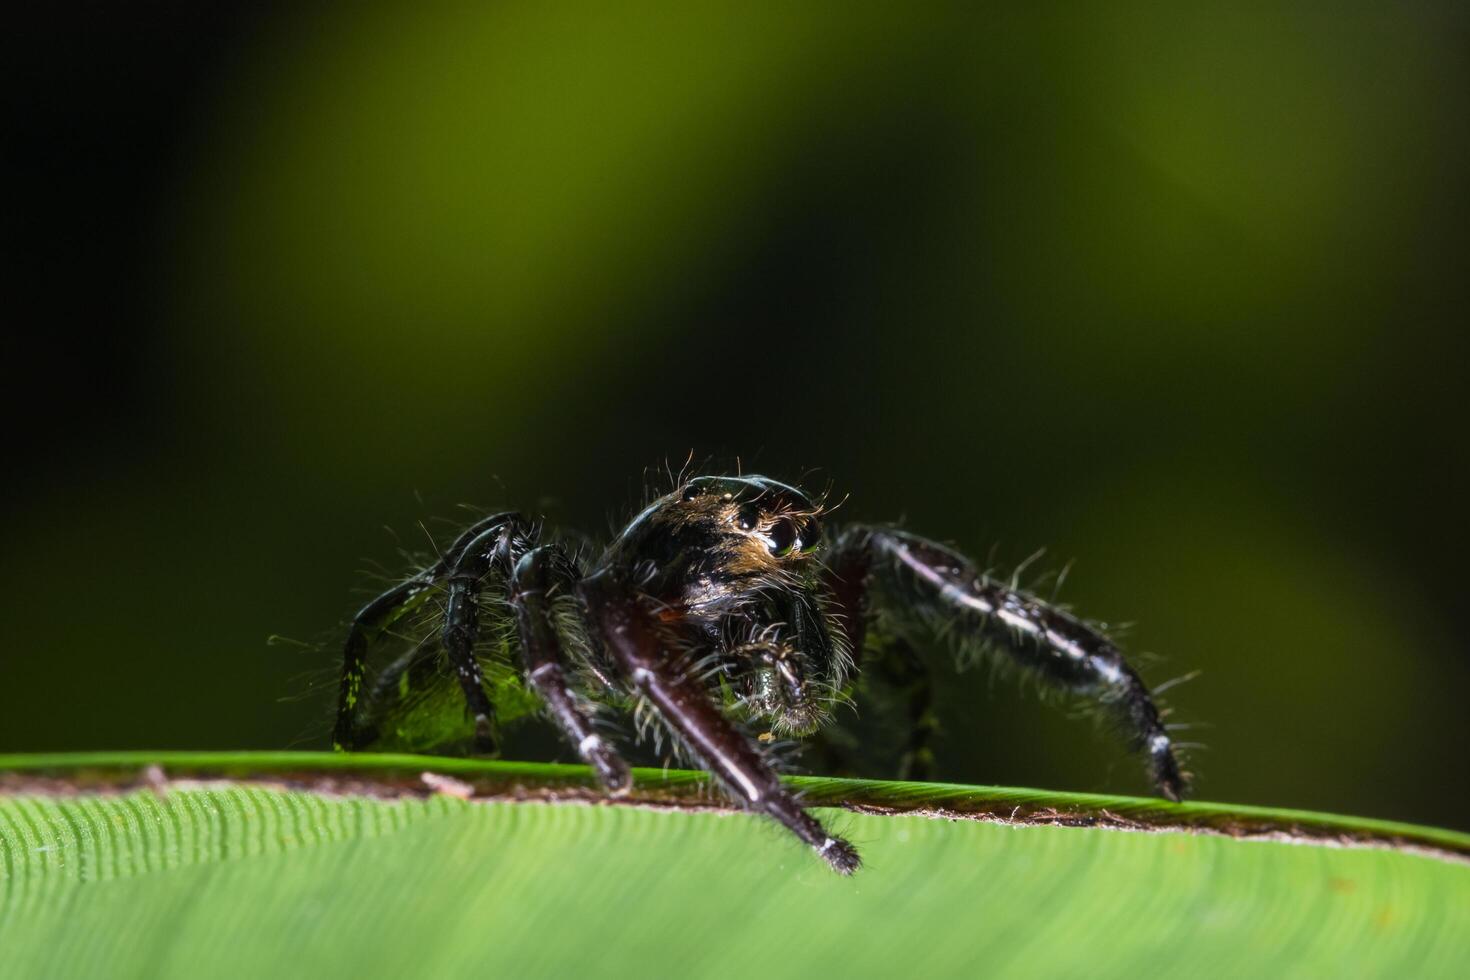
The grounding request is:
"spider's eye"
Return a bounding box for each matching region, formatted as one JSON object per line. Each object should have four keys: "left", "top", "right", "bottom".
{"left": 766, "top": 518, "right": 798, "bottom": 556}
{"left": 734, "top": 505, "right": 761, "bottom": 531}
{"left": 798, "top": 519, "right": 821, "bottom": 550}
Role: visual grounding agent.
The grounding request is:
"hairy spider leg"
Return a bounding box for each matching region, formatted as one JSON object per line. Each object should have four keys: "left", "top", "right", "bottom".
{"left": 876, "top": 636, "right": 939, "bottom": 782}
{"left": 334, "top": 580, "right": 434, "bottom": 750}
{"left": 510, "top": 545, "right": 632, "bottom": 793}
{"left": 580, "top": 572, "right": 862, "bottom": 874}
{"left": 441, "top": 516, "right": 539, "bottom": 753}
{"left": 333, "top": 511, "right": 524, "bottom": 751}
{"left": 823, "top": 547, "right": 937, "bottom": 780}
{"left": 829, "top": 527, "right": 1188, "bottom": 801}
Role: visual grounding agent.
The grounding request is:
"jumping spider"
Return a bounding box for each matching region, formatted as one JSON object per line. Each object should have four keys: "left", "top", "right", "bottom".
{"left": 333, "top": 475, "right": 1188, "bottom": 874}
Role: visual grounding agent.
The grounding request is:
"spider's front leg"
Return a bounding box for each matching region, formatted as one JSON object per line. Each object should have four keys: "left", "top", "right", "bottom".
{"left": 828, "top": 526, "right": 1188, "bottom": 801}
{"left": 510, "top": 545, "right": 631, "bottom": 793}
{"left": 580, "top": 573, "right": 861, "bottom": 875}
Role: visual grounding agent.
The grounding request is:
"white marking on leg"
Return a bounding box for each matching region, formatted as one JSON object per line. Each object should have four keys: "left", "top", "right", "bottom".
{"left": 578, "top": 734, "right": 604, "bottom": 755}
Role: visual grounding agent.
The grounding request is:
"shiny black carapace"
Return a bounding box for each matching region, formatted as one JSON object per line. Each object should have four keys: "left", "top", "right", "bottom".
{"left": 333, "top": 475, "right": 1188, "bottom": 874}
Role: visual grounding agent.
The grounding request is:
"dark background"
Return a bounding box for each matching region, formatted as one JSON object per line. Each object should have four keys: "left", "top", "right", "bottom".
{"left": 5, "top": 4, "right": 1467, "bottom": 829}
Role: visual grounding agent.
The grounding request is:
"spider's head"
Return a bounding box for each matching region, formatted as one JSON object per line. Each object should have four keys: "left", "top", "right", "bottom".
{"left": 610, "top": 475, "right": 826, "bottom": 608}
{"left": 609, "top": 474, "right": 847, "bottom": 734}
{"left": 674, "top": 476, "right": 824, "bottom": 564}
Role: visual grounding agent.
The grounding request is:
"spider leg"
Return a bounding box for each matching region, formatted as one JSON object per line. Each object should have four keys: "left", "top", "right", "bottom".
{"left": 333, "top": 511, "right": 522, "bottom": 750}
{"left": 334, "top": 580, "right": 433, "bottom": 751}
{"left": 440, "top": 517, "right": 539, "bottom": 753}
{"left": 828, "top": 526, "right": 1188, "bottom": 801}
{"left": 580, "top": 572, "right": 862, "bottom": 875}
{"left": 873, "top": 636, "right": 938, "bottom": 782}
{"left": 510, "top": 545, "right": 631, "bottom": 793}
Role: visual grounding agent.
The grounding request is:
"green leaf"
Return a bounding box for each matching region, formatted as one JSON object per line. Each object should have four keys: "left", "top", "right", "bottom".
{"left": 2, "top": 753, "right": 1466, "bottom": 978}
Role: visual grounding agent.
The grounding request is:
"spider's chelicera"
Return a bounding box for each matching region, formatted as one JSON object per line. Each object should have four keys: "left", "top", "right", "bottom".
{"left": 333, "top": 475, "right": 1189, "bottom": 874}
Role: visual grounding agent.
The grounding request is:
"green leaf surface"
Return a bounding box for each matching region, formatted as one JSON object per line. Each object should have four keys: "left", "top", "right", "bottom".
{"left": 2, "top": 753, "right": 1467, "bottom": 978}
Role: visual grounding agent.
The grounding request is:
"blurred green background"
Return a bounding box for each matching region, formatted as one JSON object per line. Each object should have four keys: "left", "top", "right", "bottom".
{"left": 5, "top": 3, "right": 1468, "bottom": 829}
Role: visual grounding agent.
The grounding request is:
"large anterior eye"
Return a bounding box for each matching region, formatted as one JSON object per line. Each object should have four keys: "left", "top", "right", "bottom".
{"left": 766, "top": 518, "right": 797, "bottom": 556}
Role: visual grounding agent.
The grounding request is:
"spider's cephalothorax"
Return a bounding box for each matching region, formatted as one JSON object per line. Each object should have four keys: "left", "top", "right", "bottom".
{"left": 606, "top": 476, "right": 847, "bottom": 737}
{"left": 333, "top": 474, "right": 1190, "bottom": 875}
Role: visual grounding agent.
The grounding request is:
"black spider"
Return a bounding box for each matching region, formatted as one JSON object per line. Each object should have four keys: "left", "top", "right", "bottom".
{"left": 333, "top": 475, "right": 1189, "bottom": 875}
